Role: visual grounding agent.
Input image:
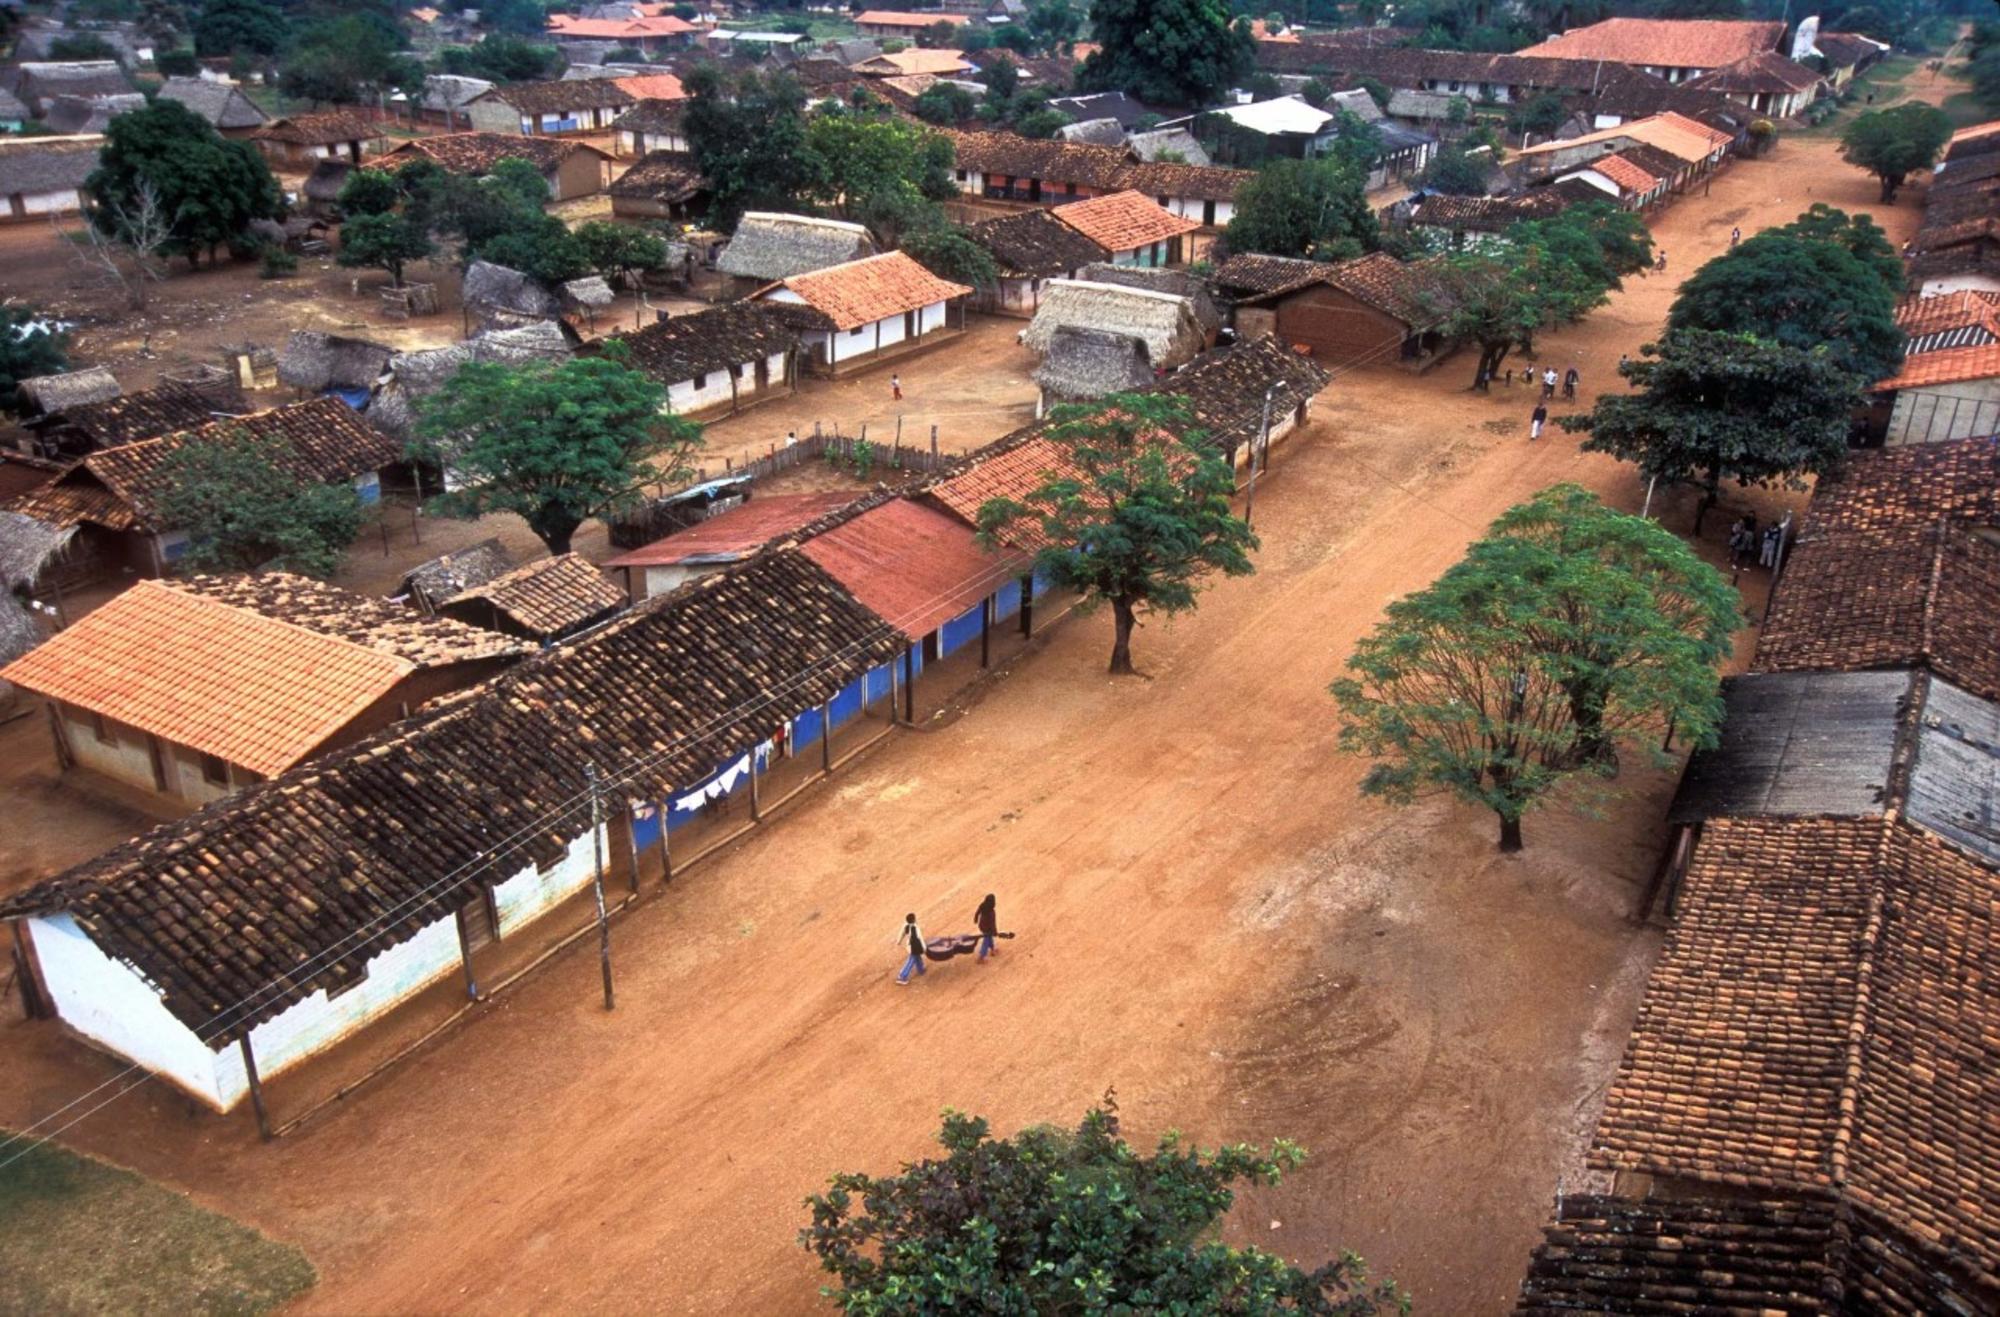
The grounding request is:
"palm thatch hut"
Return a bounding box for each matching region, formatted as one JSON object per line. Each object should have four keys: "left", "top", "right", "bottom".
{"left": 1075, "top": 262, "right": 1221, "bottom": 341}
{"left": 399, "top": 537, "right": 515, "bottom": 613}
{"left": 277, "top": 330, "right": 395, "bottom": 404}
{"left": 715, "top": 212, "right": 876, "bottom": 297}
{"left": 463, "top": 260, "right": 564, "bottom": 331}
{"left": 15, "top": 366, "right": 120, "bottom": 416}
{"left": 561, "top": 276, "right": 617, "bottom": 326}
{"left": 0, "top": 509, "right": 78, "bottom": 595}
{"left": 1021, "top": 280, "right": 1207, "bottom": 374}
{"left": 370, "top": 321, "right": 578, "bottom": 440}
{"left": 302, "top": 158, "right": 353, "bottom": 219}
{"left": 1033, "top": 326, "right": 1154, "bottom": 412}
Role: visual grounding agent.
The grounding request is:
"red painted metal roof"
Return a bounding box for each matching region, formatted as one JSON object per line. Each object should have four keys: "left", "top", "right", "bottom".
{"left": 800, "top": 498, "right": 1023, "bottom": 641}
{"left": 604, "top": 491, "right": 862, "bottom": 568}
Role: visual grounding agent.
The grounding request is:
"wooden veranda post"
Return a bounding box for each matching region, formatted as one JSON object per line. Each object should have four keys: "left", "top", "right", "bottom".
{"left": 586, "top": 766, "right": 614, "bottom": 1011}
{"left": 1019, "top": 575, "right": 1033, "bottom": 636}
{"left": 748, "top": 744, "right": 761, "bottom": 822}
{"left": 981, "top": 595, "right": 991, "bottom": 667}
{"left": 903, "top": 646, "right": 916, "bottom": 722}
{"left": 821, "top": 701, "right": 834, "bottom": 771}
{"left": 239, "top": 1036, "right": 272, "bottom": 1141}
{"left": 454, "top": 905, "right": 480, "bottom": 1000}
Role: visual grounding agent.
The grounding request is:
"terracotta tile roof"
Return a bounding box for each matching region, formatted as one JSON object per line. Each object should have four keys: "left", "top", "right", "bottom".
{"left": 1409, "top": 190, "right": 1576, "bottom": 233}
{"left": 1791, "top": 436, "right": 2000, "bottom": 536}
{"left": 0, "top": 579, "right": 415, "bottom": 777}
{"left": 967, "top": 208, "right": 1109, "bottom": 278}
{"left": 12, "top": 398, "right": 400, "bottom": 535}
{"left": 1588, "top": 151, "right": 1661, "bottom": 193}
{"left": 1517, "top": 109, "right": 1733, "bottom": 164}
{"left": 179, "top": 573, "right": 526, "bottom": 667}
{"left": 611, "top": 97, "right": 686, "bottom": 135}
{"left": 1051, "top": 189, "right": 1199, "bottom": 254}
{"left": 1687, "top": 49, "right": 1824, "bottom": 95}
{"left": 0, "top": 549, "right": 907, "bottom": 1042}
{"left": 546, "top": 13, "right": 697, "bottom": 37}
{"left": 613, "top": 72, "right": 686, "bottom": 101}
{"left": 252, "top": 110, "right": 383, "bottom": 146}
{"left": 854, "top": 9, "right": 968, "bottom": 26}
{"left": 1589, "top": 814, "right": 2000, "bottom": 1302}
{"left": 1872, "top": 342, "right": 2000, "bottom": 391}
{"left": 857, "top": 48, "right": 973, "bottom": 77}
{"left": 607, "top": 149, "right": 705, "bottom": 203}
{"left": 1210, "top": 253, "right": 1337, "bottom": 299}
{"left": 384, "top": 132, "right": 606, "bottom": 178}
{"left": 616, "top": 301, "right": 799, "bottom": 386}
{"left": 801, "top": 497, "right": 1021, "bottom": 640}
{"left": 943, "top": 129, "right": 1251, "bottom": 202}
{"left": 1325, "top": 252, "right": 1448, "bottom": 327}
{"left": 1119, "top": 158, "right": 1254, "bottom": 203}
{"left": 440, "top": 553, "right": 626, "bottom": 640}
{"left": 28, "top": 381, "right": 231, "bottom": 450}
{"left": 1517, "top": 17, "right": 1785, "bottom": 68}
{"left": 605, "top": 491, "right": 864, "bottom": 568}
{"left": 6, "top": 476, "right": 132, "bottom": 531}
{"left": 478, "top": 78, "right": 636, "bottom": 117}
{"left": 770, "top": 251, "right": 971, "bottom": 331}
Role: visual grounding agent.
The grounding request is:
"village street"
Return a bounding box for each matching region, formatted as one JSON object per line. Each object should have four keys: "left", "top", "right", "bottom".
{"left": 0, "top": 121, "right": 1928, "bottom": 1314}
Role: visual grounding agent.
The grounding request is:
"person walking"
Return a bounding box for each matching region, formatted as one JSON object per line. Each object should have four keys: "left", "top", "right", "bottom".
{"left": 890, "top": 373, "right": 903, "bottom": 401}
{"left": 1541, "top": 367, "right": 1557, "bottom": 399}
{"left": 1655, "top": 250, "right": 1668, "bottom": 273}
{"left": 974, "top": 894, "right": 1000, "bottom": 962}
{"left": 894, "top": 912, "right": 926, "bottom": 984}
{"left": 1562, "top": 366, "right": 1579, "bottom": 401}
{"left": 1760, "top": 521, "right": 1782, "bottom": 568}
{"left": 1530, "top": 402, "right": 1548, "bottom": 440}
{"left": 1729, "top": 226, "right": 1741, "bottom": 249}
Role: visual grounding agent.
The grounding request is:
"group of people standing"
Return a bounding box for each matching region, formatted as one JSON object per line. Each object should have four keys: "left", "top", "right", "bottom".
{"left": 1728, "top": 515, "right": 1785, "bottom": 571}
{"left": 1526, "top": 366, "right": 1580, "bottom": 439}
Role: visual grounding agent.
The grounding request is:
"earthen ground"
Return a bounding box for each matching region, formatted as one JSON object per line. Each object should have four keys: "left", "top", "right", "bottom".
{"left": 0, "top": 117, "right": 1934, "bottom": 1314}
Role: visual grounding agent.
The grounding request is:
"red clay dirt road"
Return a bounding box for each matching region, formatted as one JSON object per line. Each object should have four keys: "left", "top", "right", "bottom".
{"left": 0, "top": 128, "right": 1924, "bottom": 1313}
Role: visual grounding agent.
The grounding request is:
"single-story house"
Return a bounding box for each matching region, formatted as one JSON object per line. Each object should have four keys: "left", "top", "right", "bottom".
{"left": 14, "top": 366, "right": 120, "bottom": 418}
{"left": 418, "top": 74, "right": 496, "bottom": 128}
{"left": 1515, "top": 17, "right": 1787, "bottom": 84}
{"left": 1058, "top": 117, "right": 1130, "bottom": 149}
{"left": 619, "top": 301, "right": 802, "bottom": 415}
{"left": 717, "top": 211, "right": 877, "bottom": 297}
{"left": 301, "top": 159, "right": 352, "bottom": 218}
{"left": 383, "top": 133, "right": 614, "bottom": 202}
{"left": 607, "top": 150, "right": 707, "bottom": 221}
{"left": 1020, "top": 278, "right": 1206, "bottom": 391}
{"left": 21, "top": 379, "right": 236, "bottom": 462}
{"left": 965, "top": 208, "right": 1111, "bottom": 317}
{"left": 462, "top": 259, "right": 564, "bottom": 332}
{"left": 435, "top": 552, "right": 627, "bottom": 644}
{"left": 753, "top": 250, "right": 971, "bottom": 375}
{"left": 1871, "top": 343, "right": 2000, "bottom": 446}
{"left": 154, "top": 77, "right": 267, "bottom": 136}
{"left": 611, "top": 97, "right": 689, "bottom": 157}
{"left": 1401, "top": 186, "right": 1589, "bottom": 248}
{"left": 277, "top": 330, "right": 395, "bottom": 407}
{"left": 42, "top": 91, "right": 144, "bottom": 135}
{"left": 251, "top": 111, "right": 387, "bottom": 167}
{"left": 0, "top": 135, "right": 102, "bottom": 222}
{"left": 854, "top": 9, "right": 969, "bottom": 38}
{"left": 0, "top": 573, "right": 526, "bottom": 807}
{"left": 1127, "top": 126, "right": 1210, "bottom": 165}
{"left": 944, "top": 129, "right": 1252, "bottom": 230}
{"left": 546, "top": 12, "right": 700, "bottom": 52}
{"left": 1556, "top": 146, "right": 1676, "bottom": 210}
{"left": 1050, "top": 189, "right": 1200, "bottom": 268}
{"left": 8, "top": 398, "right": 405, "bottom": 576}
{"left": 1809, "top": 31, "right": 1888, "bottom": 90}
{"left": 613, "top": 72, "right": 686, "bottom": 103}
{"left": 1513, "top": 110, "right": 1735, "bottom": 187}
{"left": 1210, "top": 251, "right": 1455, "bottom": 369}
{"left": 854, "top": 48, "right": 975, "bottom": 78}
{"left": 604, "top": 490, "right": 861, "bottom": 601}
{"left": 1045, "top": 91, "right": 1166, "bottom": 129}
{"left": 7, "top": 61, "right": 132, "bottom": 115}
{"left": 400, "top": 538, "right": 513, "bottom": 614}
{"left": 1684, "top": 49, "right": 1820, "bottom": 118}
{"left": 1032, "top": 326, "right": 1153, "bottom": 409}
{"left": 463, "top": 78, "right": 636, "bottom": 137}
{"left": 1074, "top": 262, "right": 1221, "bottom": 340}
{"left": 1197, "top": 95, "right": 1342, "bottom": 163}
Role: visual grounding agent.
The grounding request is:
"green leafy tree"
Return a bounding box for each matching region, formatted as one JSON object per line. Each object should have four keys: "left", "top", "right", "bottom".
{"left": 981, "top": 52, "right": 1021, "bottom": 101}
{"left": 84, "top": 99, "right": 283, "bottom": 266}
{"left": 1355, "top": 74, "right": 1391, "bottom": 110}
{"left": 1423, "top": 146, "right": 1487, "bottom": 195}
{"left": 1326, "top": 110, "right": 1382, "bottom": 175}
{"left": 337, "top": 212, "right": 435, "bottom": 286}
{"left": 280, "top": 15, "right": 423, "bottom": 105}
{"left": 411, "top": 349, "right": 698, "bottom": 555}
{"left": 1774, "top": 202, "right": 1903, "bottom": 292}
{"left": 152, "top": 430, "right": 364, "bottom": 577}
{"left": 899, "top": 219, "right": 997, "bottom": 289}
{"left": 193, "top": 0, "right": 285, "bottom": 56}
{"left": 803, "top": 1104, "right": 1402, "bottom": 1314}
{"left": 976, "top": 393, "right": 1257, "bottom": 674}
{"left": 1013, "top": 105, "right": 1071, "bottom": 138}
{"left": 1078, "top": 0, "right": 1255, "bottom": 106}
{"left": 1426, "top": 237, "right": 1607, "bottom": 388}
{"left": 476, "top": 216, "right": 591, "bottom": 282}
{"left": 1332, "top": 485, "right": 1736, "bottom": 851}
{"left": 1507, "top": 199, "right": 1653, "bottom": 291}
{"left": 574, "top": 220, "right": 668, "bottom": 285}
{"left": 482, "top": 0, "right": 550, "bottom": 35}
{"left": 0, "top": 307, "right": 70, "bottom": 416}
{"left": 154, "top": 48, "right": 201, "bottom": 76}
{"left": 1840, "top": 101, "right": 1951, "bottom": 201}
{"left": 1224, "top": 155, "right": 1377, "bottom": 260}
{"left": 683, "top": 66, "right": 824, "bottom": 231}
{"left": 915, "top": 17, "right": 960, "bottom": 46}
{"left": 437, "top": 36, "right": 561, "bottom": 82}
{"left": 914, "top": 81, "right": 978, "bottom": 124}
{"left": 1509, "top": 92, "right": 1567, "bottom": 137}
{"left": 335, "top": 167, "right": 404, "bottom": 218}
{"left": 803, "top": 113, "right": 956, "bottom": 230}
{"left": 1027, "top": 0, "right": 1081, "bottom": 50}
{"left": 1563, "top": 329, "right": 1860, "bottom": 531}
{"left": 1667, "top": 223, "right": 1903, "bottom": 383}
{"left": 49, "top": 33, "right": 121, "bottom": 59}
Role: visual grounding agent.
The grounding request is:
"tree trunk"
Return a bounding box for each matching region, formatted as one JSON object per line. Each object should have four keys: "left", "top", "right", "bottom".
{"left": 1498, "top": 814, "right": 1523, "bottom": 852}
{"left": 1880, "top": 173, "right": 1899, "bottom": 204}
{"left": 1692, "top": 466, "right": 1721, "bottom": 535}
{"left": 1108, "top": 596, "right": 1137, "bottom": 675}
{"left": 529, "top": 508, "right": 582, "bottom": 556}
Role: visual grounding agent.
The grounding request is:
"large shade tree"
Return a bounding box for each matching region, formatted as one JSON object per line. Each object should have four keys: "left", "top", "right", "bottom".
{"left": 1426, "top": 236, "right": 1608, "bottom": 389}
{"left": 411, "top": 349, "right": 699, "bottom": 555}
{"left": 152, "top": 431, "right": 364, "bottom": 578}
{"left": 1332, "top": 485, "right": 1737, "bottom": 851}
{"left": 976, "top": 393, "right": 1257, "bottom": 675}
{"left": 682, "top": 66, "right": 825, "bottom": 231}
{"left": 85, "top": 100, "right": 283, "bottom": 266}
{"left": 1078, "top": 0, "right": 1255, "bottom": 106}
{"left": 1562, "top": 329, "right": 1860, "bottom": 531}
{"left": 1840, "top": 102, "right": 1952, "bottom": 202}
{"left": 1223, "top": 155, "right": 1378, "bottom": 261}
{"left": 803, "top": 1104, "right": 1402, "bottom": 1314}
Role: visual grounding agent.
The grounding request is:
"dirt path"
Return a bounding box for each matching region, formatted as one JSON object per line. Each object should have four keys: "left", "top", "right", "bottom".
{"left": 0, "top": 129, "right": 1927, "bottom": 1314}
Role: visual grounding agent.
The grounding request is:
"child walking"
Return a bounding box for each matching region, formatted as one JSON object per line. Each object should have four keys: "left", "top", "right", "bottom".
{"left": 894, "top": 912, "right": 925, "bottom": 984}
{"left": 975, "top": 894, "right": 1000, "bottom": 962}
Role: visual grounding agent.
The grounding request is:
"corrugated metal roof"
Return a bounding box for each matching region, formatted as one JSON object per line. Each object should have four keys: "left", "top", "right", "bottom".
{"left": 1907, "top": 677, "right": 2000, "bottom": 866}
{"left": 604, "top": 491, "right": 861, "bottom": 567}
{"left": 800, "top": 498, "right": 1022, "bottom": 640}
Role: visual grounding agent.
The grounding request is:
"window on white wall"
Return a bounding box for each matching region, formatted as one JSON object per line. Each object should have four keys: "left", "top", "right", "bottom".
{"left": 200, "top": 753, "right": 229, "bottom": 786}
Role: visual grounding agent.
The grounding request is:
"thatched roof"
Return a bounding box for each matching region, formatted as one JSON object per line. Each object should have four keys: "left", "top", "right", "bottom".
{"left": 716, "top": 211, "right": 876, "bottom": 281}
{"left": 1127, "top": 127, "right": 1210, "bottom": 165}
{"left": 462, "top": 260, "right": 563, "bottom": 330}
{"left": 44, "top": 92, "right": 144, "bottom": 134}
{"left": 0, "top": 136, "right": 100, "bottom": 197}
{"left": 370, "top": 321, "right": 577, "bottom": 438}
{"left": 1057, "top": 117, "right": 1127, "bottom": 148}
{"left": 400, "top": 537, "right": 514, "bottom": 612}
{"left": 562, "top": 275, "right": 616, "bottom": 309}
{"left": 1021, "top": 280, "right": 1207, "bottom": 371}
{"left": 0, "top": 594, "right": 45, "bottom": 668}
{"left": 278, "top": 330, "right": 396, "bottom": 394}
{"left": 16, "top": 366, "right": 119, "bottom": 415}
{"left": 155, "top": 77, "right": 267, "bottom": 130}
{"left": 1075, "top": 262, "right": 1220, "bottom": 339}
{"left": 1033, "top": 327, "right": 1153, "bottom": 402}
{"left": 0, "top": 510, "right": 77, "bottom": 591}
{"left": 302, "top": 158, "right": 352, "bottom": 202}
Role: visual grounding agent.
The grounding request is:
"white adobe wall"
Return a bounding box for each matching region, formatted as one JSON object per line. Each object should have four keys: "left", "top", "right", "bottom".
{"left": 57, "top": 706, "right": 158, "bottom": 793}
{"left": 21, "top": 187, "right": 84, "bottom": 216}
{"left": 490, "top": 825, "right": 606, "bottom": 935}
{"left": 1885, "top": 378, "right": 2000, "bottom": 445}
{"left": 666, "top": 366, "right": 745, "bottom": 413}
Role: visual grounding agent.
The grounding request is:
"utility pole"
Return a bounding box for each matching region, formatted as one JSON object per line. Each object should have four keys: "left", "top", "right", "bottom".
{"left": 1244, "top": 386, "right": 1275, "bottom": 529}
{"left": 587, "top": 765, "right": 614, "bottom": 1011}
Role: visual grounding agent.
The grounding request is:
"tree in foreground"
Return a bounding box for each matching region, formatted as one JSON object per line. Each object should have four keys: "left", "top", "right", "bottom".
{"left": 1332, "top": 485, "right": 1736, "bottom": 851}
{"left": 0, "top": 306, "right": 70, "bottom": 416}
{"left": 152, "top": 431, "right": 364, "bottom": 577}
{"left": 1840, "top": 102, "right": 1952, "bottom": 203}
{"left": 1224, "top": 155, "right": 1378, "bottom": 261}
{"left": 1562, "top": 329, "right": 1859, "bottom": 532}
{"left": 975, "top": 393, "right": 1256, "bottom": 675}
{"left": 411, "top": 349, "right": 698, "bottom": 555}
{"left": 802, "top": 1104, "right": 1403, "bottom": 1314}
{"left": 1078, "top": 0, "right": 1255, "bottom": 106}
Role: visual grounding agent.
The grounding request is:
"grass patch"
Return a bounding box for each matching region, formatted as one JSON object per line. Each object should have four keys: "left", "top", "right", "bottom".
{"left": 0, "top": 1133, "right": 314, "bottom": 1316}
{"left": 1940, "top": 89, "right": 1993, "bottom": 129}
